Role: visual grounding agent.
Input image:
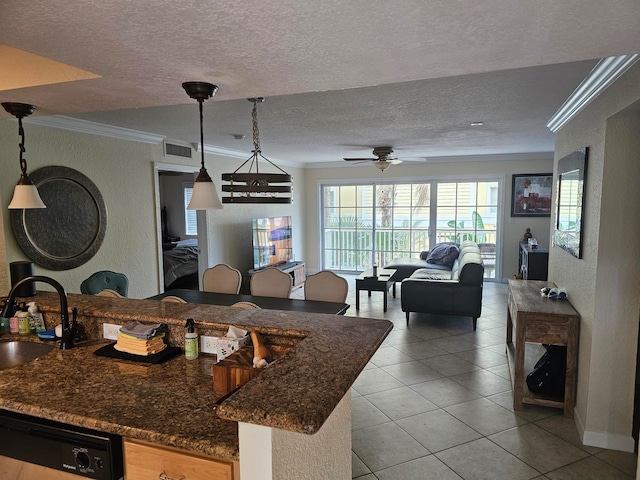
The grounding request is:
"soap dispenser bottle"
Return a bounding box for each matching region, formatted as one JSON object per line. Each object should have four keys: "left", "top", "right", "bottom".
{"left": 184, "top": 318, "right": 199, "bottom": 360}
{"left": 27, "top": 301, "right": 46, "bottom": 333}
{"left": 17, "top": 309, "right": 31, "bottom": 335}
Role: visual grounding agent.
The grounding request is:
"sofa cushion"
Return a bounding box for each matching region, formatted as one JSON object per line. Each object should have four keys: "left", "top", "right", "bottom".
{"left": 426, "top": 243, "right": 460, "bottom": 268}
{"left": 410, "top": 268, "right": 452, "bottom": 281}
{"left": 385, "top": 257, "right": 430, "bottom": 282}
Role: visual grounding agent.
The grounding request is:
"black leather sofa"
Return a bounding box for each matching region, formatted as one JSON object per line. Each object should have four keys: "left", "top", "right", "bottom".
{"left": 400, "top": 241, "right": 484, "bottom": 330}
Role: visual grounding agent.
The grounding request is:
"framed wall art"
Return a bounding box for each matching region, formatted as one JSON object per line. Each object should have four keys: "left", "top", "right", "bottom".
{"left": 10, "top": 166, "right": 107, "bottom": 270}
{"left": 511, "top": 173, "right": 553, "bottom": 217}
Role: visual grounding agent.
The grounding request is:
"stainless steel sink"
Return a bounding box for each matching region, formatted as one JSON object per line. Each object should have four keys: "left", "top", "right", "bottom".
{"left": 0, "top": 341, "right": 55, "bottom": 370}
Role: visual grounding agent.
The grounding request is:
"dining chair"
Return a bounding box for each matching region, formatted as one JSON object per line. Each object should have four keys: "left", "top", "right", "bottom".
{"left": 161, "top": 295, "right": 187, "bottom": 303}
{"left": 95, "top": 289, "right": 124, "bottom": 298}
{"left": 202, "top": 264, "right": 242, "bottom": 294}
{"left": 81, "top": 270, "right": 129, "bottom": 297}
{"left": 231, "top": 301, "right": 261, "bottom": 309}
{"left": 304, "top": 270, "right": 348, "bottom": 303}
{"left": 250, "top": 267, "right": 293, "bottom": 298}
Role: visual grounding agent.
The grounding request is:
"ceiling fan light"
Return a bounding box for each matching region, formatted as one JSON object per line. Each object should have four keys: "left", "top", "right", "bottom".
{"left": 374, "top": 161, "right": 391, "bottom": 171}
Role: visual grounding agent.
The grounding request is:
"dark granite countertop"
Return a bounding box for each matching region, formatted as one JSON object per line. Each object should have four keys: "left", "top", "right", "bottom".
{"left": 0, "top": 293, "right": 392, "bottom": 461}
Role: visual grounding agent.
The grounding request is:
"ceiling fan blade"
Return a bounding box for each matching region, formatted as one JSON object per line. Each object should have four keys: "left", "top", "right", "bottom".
{"left": 344, "top": 157, "right": 376, "bottom": 162}
{"left": 396, "top": 157, "right": 428, "bottom": 162}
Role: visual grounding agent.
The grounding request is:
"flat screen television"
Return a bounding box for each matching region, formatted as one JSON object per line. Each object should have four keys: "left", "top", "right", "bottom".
{"left": 252, "top": 216, "right": 293, "bottom": 270}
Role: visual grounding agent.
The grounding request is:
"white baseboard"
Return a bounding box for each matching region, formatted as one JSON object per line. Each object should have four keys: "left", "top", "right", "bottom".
{"left": 583, "top": 431, "right": 635, "bottom": 453}
{"left": 574, "top": 407, "right": 636, "bottom": 452}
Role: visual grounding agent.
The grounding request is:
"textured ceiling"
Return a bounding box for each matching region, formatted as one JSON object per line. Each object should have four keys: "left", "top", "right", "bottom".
{"left": 1, "top": 1, "right": 639, "bottom": 166}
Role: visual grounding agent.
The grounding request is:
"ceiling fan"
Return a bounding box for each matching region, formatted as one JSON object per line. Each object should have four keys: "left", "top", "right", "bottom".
{"left": 343, "top": 147, "right": 407, "bottom": 171}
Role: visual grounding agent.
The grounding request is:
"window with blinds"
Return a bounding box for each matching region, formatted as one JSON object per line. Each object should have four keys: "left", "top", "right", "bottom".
{"left": 183, "top": 182, "right": 197, "bottom": 235}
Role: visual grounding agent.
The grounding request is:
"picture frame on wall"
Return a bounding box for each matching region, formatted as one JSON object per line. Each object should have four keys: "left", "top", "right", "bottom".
{"left": 511, "top": 173, "right": 553, "bottom": 217}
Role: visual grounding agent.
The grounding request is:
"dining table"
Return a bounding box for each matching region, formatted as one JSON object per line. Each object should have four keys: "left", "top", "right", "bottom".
{"left": 147, "top": 288, "right": 350, "bottom": 315}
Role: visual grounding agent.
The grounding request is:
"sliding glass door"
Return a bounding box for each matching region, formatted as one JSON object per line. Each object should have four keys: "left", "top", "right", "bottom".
{"left": 321, "top": 179, "right": 499, "bottom": 279}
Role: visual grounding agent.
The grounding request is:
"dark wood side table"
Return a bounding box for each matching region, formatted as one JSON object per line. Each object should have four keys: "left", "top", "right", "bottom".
{"left": 519, "top": 242, "right": 548, "bottom": 280}
{"left": 506, "top": 279, "right": 580, "bottom": 418}
{"left": 355, "top": 268, "right": 397, "bottom": 312}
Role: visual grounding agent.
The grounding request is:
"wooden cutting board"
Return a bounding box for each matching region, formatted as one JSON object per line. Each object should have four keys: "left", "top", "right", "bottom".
{"left": 212, "top": 346, "right": 259, "bottom": 396}
{"left": 212, "top": 344, "right": 292, "bottom": 396}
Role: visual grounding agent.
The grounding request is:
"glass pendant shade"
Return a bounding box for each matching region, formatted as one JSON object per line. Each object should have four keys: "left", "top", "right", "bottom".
{"left": 8, "top": 178, "right": 46, "bottom": 209}
{"left": 187, "top": 167, "right": 223, "bottom": 210}
{"left": 2, "top": 102, "right": 46, "bottom": 209}
{"left": 182, "top": 81, "right": 223, "bottom": 210}
{"left": 374, "top": 161, "right": 391, "bottom": 171}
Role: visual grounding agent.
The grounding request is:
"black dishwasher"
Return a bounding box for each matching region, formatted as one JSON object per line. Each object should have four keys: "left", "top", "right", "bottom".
{"left": 0, "top": 409, "right": 123, "bottom": 480}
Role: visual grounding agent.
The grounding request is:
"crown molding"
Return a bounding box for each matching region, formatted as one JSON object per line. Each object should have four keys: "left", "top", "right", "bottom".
{"left": 24, "top": 114, "right": 306, "bottom": 167}
{"left": 547, "top": 54, "right": 639, "bottom": 133}
{"left": 26, "top": 115, "right": 165, "bottom": 144}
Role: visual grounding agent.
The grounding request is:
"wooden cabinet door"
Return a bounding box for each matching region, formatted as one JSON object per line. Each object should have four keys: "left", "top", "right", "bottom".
{"left": 124, "top": 439, "right": 237, "bottom": 480}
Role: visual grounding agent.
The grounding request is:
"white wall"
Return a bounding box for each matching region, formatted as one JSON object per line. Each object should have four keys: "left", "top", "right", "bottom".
{"left": 0, "top": 122, "right": 304, "bottom": 299}
{"left": 239, "top": 391, "right": 352, "bottom": 480}
{"left": 303, "top": 156, "right": 554, "bottom": 280}
{"left": 552, "top": 62, "right": 640, "bottom": 451}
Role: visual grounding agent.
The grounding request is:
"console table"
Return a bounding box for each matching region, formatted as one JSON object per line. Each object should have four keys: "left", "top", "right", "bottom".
{"left": 506, "top": 280, "right": 579, "bottom": 418}
{"left": 242, "top": 262, "right": 305, "bottom": 294}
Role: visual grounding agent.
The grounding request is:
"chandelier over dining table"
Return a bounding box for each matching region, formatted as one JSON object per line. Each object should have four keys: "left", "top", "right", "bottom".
{"left": 221, "top": 98, "right": 292, "bottom": 204}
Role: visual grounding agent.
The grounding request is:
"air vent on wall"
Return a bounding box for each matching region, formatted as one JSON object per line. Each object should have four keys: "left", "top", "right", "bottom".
{"left": 164, "top": 141, "right": 192, "bottom": 158}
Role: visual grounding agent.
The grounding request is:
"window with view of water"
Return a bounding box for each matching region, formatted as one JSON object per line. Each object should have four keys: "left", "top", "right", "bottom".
{"left": 321, "top": 180, "right": 499, "bottom": 279}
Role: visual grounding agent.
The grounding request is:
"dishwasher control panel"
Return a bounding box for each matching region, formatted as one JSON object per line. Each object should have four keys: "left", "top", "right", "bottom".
{"left": 0, "top": 409, "right": 123, "bottom": 480}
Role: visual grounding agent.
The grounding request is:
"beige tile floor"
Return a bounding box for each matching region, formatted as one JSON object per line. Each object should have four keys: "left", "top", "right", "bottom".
{"left": 293, "top": 276, "right": 638, "bottom": 480}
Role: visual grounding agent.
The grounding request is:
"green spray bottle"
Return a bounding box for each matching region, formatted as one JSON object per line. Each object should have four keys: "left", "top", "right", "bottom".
{"left": 184, "top": 318, "right": 199, "bottom": 360}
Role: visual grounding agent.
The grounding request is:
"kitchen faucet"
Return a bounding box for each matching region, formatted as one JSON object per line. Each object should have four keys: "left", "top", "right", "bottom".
{"left": 1, "top": 276, "right": 77, "bottom": 349}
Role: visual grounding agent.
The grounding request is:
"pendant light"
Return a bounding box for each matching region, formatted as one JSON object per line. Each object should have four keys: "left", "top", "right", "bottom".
{"left": 221, "top": 98, "right": 292, "bottom": 204}
{"left": 182, "top": 82, "right": 223, "bottom": 210}
{"left": 2, "top": 102, "right": 46, "bottom": 209}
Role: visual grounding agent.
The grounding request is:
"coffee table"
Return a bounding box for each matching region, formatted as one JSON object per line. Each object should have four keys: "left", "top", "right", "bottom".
{"left": 355, "top": 268, "right": 397, "bottom": 312}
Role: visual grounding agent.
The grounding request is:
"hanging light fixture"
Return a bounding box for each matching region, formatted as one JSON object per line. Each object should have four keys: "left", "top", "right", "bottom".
{"left": 182, "top": 81, "right": 223, "bottom": 210}
{"left": 221, "top": 98, "right": 292, "bottom": 204}
{"left": 2, "top": 102, "right": 46, "bottom": 209}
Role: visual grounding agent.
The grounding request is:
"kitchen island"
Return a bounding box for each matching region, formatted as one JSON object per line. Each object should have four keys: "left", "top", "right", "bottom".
{"left": 0, "top": 293, "right": 392, "bottom": 479}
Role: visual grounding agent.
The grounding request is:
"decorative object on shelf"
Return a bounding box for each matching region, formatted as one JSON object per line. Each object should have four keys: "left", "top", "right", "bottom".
{"left": 182, "top": 81, "right": 223, "bottom": 210}
{"left": 10, "top": 166, "right": 107, "bottom": 270}
{"left": 554, "top": 148, "right": 588, "bottom": 259}
{"left": 221, "top": 98, "right": 292, "bottom": 204}
{"left": 522, "top": 228, "right": 533, "bottom": 242}
{"left": 1, "top": 102, "right": 46, "bottom": 209}
{"left": 511, "top": 173, "right": 553, "bottom": 217}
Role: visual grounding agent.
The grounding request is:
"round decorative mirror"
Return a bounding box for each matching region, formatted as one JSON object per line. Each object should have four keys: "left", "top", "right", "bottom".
{"left": 10, "top": 166, "right": 107, "bottom": 270}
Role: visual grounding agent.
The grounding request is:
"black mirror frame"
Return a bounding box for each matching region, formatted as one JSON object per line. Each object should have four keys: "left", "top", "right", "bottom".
{"left": 553, "top": 148, "right": 588, "bottom": 259}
